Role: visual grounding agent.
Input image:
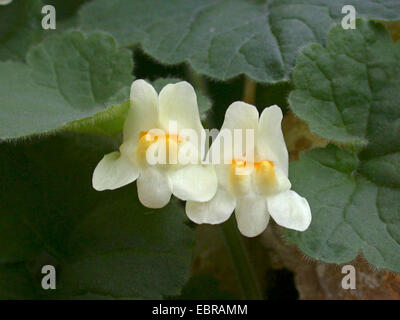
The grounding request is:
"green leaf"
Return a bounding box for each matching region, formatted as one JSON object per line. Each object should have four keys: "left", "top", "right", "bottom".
{"left": 0, "top": 133, "right": 194, "bottom": 299}
{"left": 285, "top": 144, "right": 400, "bottom": 272}
{"left": 42, "top": 0, "right": 92, "bottom": 33}
{"left": 290, "top": 20, "right": 400, "bottom": 146}
{"left": 64, "top": 87, "right": 130, "bottom": 137}
{"left": 43, "top": 0, "right": 89, "bottom": 20}
{"left": 79, "top": 0, "right": 400, "bottom": 83}
{"left": 0, "top": 0, "right": 43, "bottom": 61}
{"left": 0, "top": 31, "right": 133, "bottom": 139}
{"left": 286, "top": 20, "right": 400, "bottom": 272}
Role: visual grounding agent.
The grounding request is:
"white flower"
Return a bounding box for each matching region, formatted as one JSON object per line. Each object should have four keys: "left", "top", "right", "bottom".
{"left": 186, "top": 102, "right": 311, "bottom": 237}
{"left": 0, "top": 0, "right": 13, "bottom": 5}
{"left": 92, "top": 79, "right": 217, "bottom": 209}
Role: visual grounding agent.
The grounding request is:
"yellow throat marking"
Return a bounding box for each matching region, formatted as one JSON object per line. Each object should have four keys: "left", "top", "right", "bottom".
{"left": 136, "top": 131, "right": 183, "bottom": 166}
{"left": 229, "top": 159, "right": 277, "bottom": 196}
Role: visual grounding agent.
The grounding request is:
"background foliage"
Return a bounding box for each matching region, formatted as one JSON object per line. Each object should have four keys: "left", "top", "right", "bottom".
{"left": 0, "top": 0, "right": 399, "bottom": 299}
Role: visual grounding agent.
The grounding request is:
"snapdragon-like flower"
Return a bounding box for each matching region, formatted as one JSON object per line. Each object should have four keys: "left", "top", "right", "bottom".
{"left": 186, "top": 102, "right": 311, "bottom": 237}
{"left": 92, "top": 80, "right": 217, "bottom": 208}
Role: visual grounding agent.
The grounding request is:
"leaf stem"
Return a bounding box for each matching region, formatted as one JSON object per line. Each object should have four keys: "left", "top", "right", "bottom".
{"left": 185, "top": 65, "right": 208, "bottom": 95}
{"left": 243, "top": 76, "right": 257, "bottom": 105}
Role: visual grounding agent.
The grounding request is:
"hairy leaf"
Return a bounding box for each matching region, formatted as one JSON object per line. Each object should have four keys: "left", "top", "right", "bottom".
{"left": 290, "top": 20, "right": 400, "bottom": 146}
{"left": 285, "top": 21, "right": 400, "bottom": 272}
{"left": 0, "top": 133, "right": 193, "bottom": 298}
{"left": 0, "top": 31, "right": 133, "bottom": 139}
{"left": 0, "top": 0, "right": 43, "bottom": 61}
{"left": 285, "top": 145, "right": 400, "bottom": 272}
{"left": 80, "top": 0, "right": 400, "bottom": 83}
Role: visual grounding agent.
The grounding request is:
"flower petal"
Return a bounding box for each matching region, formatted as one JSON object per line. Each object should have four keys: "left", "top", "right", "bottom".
{"left": 267, "top": 190, "right": 312, "bottom": 231}
{"left": 169, "top": 164, "right": 217, "bottom": 202}
{"left": 221, "top": 101, "right": 259, "bottom": 131}
{"left": 208, "top": 101, "right": 259, "bottom": 165}
{"left": 158, "top": 81, "right": 203, "bottom": 136}
{"left": 186, "top": 187, "right": 236, "bottom": 224}
{"left": 235, "top": 196, "right": 269, "bottom": 237}
{"left": 257, "top": 105, "right": 288, "bottom": 176}
{"left": 92, "top": 151, "right": 139, "bottom": 191}
{"left": 123, "top": 79, "right": 159, "bottom": 142}
{"left": 137, "top": 168, "right": 172, "bottom": 208}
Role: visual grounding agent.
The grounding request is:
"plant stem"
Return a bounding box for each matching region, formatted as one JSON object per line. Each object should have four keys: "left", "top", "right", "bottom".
{"left": 243, "top": 77, "right": 256, "bottom": 104}
{"left": 185, "top": 65, "right": 208, "bottom": 95}
{"left": 220, "top": 216, "right": 264, "bottom": 300}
